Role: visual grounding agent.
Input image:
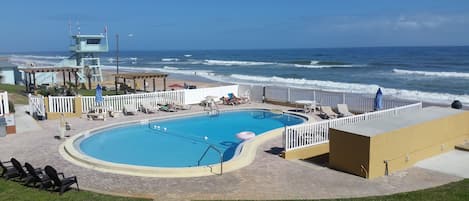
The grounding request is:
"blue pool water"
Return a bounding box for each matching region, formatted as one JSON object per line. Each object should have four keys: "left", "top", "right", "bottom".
{"left": 78, "top": 110, "right": 304, "bottom": 167}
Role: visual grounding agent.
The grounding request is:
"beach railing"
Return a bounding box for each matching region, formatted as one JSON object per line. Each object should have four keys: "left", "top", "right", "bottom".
{"left": 0, "top": 92, "right": 9, "bottom": 116}
{"left": 48, "top": 96, "right": 75, "bottom": 113}
{"left": 284, "top": 102, "right": 423, "bottom": 151}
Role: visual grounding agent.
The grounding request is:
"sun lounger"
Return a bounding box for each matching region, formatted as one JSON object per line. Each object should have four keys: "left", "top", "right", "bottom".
{"left": 1, "top": 160, "right": 19, "bottom": 179}
{"left": 159, "top": 104, "right": 177, "bottom": 112}
{"left": 337, "top": 104, "right": 354, "bottom": 117}
{"left": 141, "top": 102, "right": 159, "bottom": 113}
{"left": 24, "top": 163, "right": 51, "bottom": 189}
{"left": 86, "top": 106, "right": 106, "bottom": 120}
{"left": 319, "top": 106, "right": 339, "bottom": 119}
{"left": 173, "top": 103, "right": 191, "bottom": 110}
{"left": 123, "top": 104, "right": 137, "bottom": 115}
{"left": 44, "top": 165, "right": 79, "bottom": 195}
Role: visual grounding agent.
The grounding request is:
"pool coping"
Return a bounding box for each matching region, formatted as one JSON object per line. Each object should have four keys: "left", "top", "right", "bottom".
{"left": 60, "top": 107, "right": 310, "bottom": 178}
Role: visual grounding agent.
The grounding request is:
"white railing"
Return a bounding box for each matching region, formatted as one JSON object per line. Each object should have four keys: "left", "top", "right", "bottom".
{"left": 0, "top": 92, "right": 9, "bottom": 116}
{"left": 48, "top": 96, "right": 75, "bottom": 113}
{"left": 185, "top": 85, "right": 239, "bottom": 104}
{"left": 240, "top": 85, "right": 417, "bottom": 114}
{"left": 284, "top": 102, "right": 423, "bottom": 151}
{"left": 81, "top": 90, "right": 185, "bottom": 113}
{"left": 28, "top": 94, "right": 45, "bottom": 117}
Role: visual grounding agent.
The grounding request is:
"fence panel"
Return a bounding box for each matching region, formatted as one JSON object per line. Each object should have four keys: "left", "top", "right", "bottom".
{"left": 48, "top": 96, "right": 75, "bottom": 113}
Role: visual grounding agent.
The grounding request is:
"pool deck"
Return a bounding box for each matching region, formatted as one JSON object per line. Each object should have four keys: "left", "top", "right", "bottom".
{"left": 0, "top": 103, "right": 463, "bottom": 201}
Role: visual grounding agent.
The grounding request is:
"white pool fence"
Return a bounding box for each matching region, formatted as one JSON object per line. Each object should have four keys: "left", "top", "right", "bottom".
{"left": 284, "top": 102, "right": 423, "bottom": 151}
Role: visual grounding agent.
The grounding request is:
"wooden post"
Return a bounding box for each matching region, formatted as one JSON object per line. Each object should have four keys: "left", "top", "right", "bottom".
{"left": 152, "top": 78, "right": 156, "bottom": 92}
{"left": 63, "top": 71, "right": 66, "bottom": 88}
{"left": 143, "top": 79, "right": 146, "bottom": 92}
{"left": 68, "top": 71, "right": 71, "bottom": 83}
{"left": 74, "top": 72, "right": 78, "bottom": 88}
{"left": 163, "top": 77, "right": 167, "bottom": 91}
{"left": 133, "top": 79, "right": 136, "bottom": 91}
{"left": 24, "top": 73, "right": 29, "bottom": 92}
{"left": 33, "top": 73, "right": 37, "bottom": 89}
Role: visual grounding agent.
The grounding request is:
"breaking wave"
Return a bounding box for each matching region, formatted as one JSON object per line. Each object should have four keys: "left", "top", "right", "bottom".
{"left": 393, "top": 69, "right": 469, "bottom": 79}
{"left": 228, "top": 74, "right": 469, "bottom": 104}
{"left": 202, "top": 59, "right": 275, "bottom": 66}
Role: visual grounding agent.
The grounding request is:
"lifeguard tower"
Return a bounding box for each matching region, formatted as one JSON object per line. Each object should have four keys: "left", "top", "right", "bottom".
{"left": 67, "top": 33, "right": 109, "bottom": 83}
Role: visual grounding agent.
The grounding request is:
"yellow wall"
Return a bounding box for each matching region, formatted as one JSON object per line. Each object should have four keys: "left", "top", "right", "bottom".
{"left": 368, "top": 111, "right": 469, "bottom": 179}
{"left": 45, "top": 96, "right": 83, "bottom": 120}
{"left": 330, "top": 110, "right": 469, "bottom": 179}
{"left": 329, "top": 131, "right": 370, "bottom": 178}
{"left": 284, "top": 143, "right": 329, "bottom": 160}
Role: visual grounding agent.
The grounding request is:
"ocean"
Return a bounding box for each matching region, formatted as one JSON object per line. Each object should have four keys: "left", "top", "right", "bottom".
{"left": 7, "top": 46, "right": 469, "bottom": 104}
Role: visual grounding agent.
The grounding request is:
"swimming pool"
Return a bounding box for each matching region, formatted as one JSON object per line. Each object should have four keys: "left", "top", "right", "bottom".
{"left": 75, "top": 110, "right": 304, "bottom": 168}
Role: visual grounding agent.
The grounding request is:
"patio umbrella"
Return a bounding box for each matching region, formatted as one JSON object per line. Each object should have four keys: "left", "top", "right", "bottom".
{"left": 95, "top": 84, "right": 103, "bottom": 105}
{"left": 374, "top": 88, "right": 383, "bottom": 111}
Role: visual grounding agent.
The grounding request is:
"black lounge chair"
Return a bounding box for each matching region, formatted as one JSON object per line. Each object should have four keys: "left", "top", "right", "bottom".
{"left": 44, "top": 165, "right": 79, "bottom": 195}
{"left": 24, "top": 163, "right": 51, "bottom": 189}
{"left": 10, "top": 158, "right": 35, "bottom": 182}
{"left": 1, "top": 160, "right": 19, "bottom": 179}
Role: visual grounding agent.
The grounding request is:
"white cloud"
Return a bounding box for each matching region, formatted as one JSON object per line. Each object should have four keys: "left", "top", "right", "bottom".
{"left": 330, "top": 14, "right": 469, "bottom": 31}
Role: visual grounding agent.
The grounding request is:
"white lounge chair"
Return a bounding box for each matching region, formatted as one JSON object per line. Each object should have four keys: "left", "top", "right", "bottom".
{"left": 319, "top": 106, "right": 338, "bottom": 119}
{"left": 141, "top": 102, "right": 159, "bottom": 113}
{"left": 87, "top": 106, "right": 107, "bottom": 120}
{"left": 337, "top": 104, "right": 354, "bottom": 117}
{"left": 123, "top": 104, "right": 138, "bottom": 115}
{"left": 173, "top": 103, "right": 191, "bottom": 110}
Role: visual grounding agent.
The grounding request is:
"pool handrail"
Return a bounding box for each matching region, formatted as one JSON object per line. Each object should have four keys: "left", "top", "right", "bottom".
{"left": 197, "top": 144, "right": 223, "bottom": 175}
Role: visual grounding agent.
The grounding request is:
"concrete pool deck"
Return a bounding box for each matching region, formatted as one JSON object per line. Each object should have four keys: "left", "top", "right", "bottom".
{"left": 0, "top": 103, "right": 464, "bottom": 201}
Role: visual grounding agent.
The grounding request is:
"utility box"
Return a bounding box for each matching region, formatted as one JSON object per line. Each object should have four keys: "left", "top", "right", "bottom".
{"left": 0, "top": 117, "right": 7, "bottom": 137}
{"left": 329, "top": 107, "right": 469, "bottom": 179}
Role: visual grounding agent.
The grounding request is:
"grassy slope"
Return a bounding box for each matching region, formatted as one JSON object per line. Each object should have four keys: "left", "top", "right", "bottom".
{"left": 0, "top": 179, "right": 150, "bottom": 201}
{"left": 0, "top": 83, "right": 28, "bottom": 105}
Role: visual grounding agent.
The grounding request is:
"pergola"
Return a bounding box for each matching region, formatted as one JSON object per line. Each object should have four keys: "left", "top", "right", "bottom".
{"left": 20, "top": 67, "right": 81, "bottom": 92}
{"left": 114, "top": 73, "right": 168, "bottom": 92}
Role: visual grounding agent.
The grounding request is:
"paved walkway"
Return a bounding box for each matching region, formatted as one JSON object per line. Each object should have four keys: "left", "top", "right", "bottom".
{"left": 415, "top": 150, "right": 469, "bottom": 178}
{"left": 13, "top": 105, "right": 42, "bottom": 134}
{"left": 0, "top": 103, "right": 463, "bottom": 201}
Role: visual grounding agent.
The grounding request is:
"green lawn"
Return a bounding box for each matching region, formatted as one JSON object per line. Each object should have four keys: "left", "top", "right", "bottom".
{"left": 1, "top": 178, "right": 468, "bottom": 201}
{"left": 0, "top": 83, "right": 28, "bottom": 105}
{"left": 76, "top": 88, "right": 124, "bottom": 96}
{"left": 0, "top": 179, "right": 150, "bottom": 201}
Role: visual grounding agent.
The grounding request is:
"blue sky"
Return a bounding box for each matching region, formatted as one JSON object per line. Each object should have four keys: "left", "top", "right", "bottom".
{"left": 1, "top": 0, "right": 469, "bottom": 52}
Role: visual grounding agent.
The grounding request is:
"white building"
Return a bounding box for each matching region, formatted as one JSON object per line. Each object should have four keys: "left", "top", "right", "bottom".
{"left": 0, "top": 60, "right": 21, "bottom": 85}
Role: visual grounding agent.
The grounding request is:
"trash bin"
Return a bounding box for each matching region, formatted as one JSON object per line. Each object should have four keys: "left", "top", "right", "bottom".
{"left": 0, "top": 117, "right": 7, "bottom": 137}
{"left": 451, "top": 100, "right": 463, "bottom": 109}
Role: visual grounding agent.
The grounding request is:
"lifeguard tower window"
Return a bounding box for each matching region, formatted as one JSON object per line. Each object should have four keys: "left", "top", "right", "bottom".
{"left": 86, "top": 39, "right": 101, "bottom": 44}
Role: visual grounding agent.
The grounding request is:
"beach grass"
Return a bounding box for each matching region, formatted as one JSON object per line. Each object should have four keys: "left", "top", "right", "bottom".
{"left": 0, "top": 179, "right": 150, "bottom": 201}
{"left": 77, "top": 88, "right": 124, "bottom": 96}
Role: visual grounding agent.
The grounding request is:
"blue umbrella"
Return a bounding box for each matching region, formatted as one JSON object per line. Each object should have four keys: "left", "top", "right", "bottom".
{"left": 374, "top": 88, "right": 383, "bottom": 111}
{"left": 95, "top": 84, "right": 103, "bottom": 105}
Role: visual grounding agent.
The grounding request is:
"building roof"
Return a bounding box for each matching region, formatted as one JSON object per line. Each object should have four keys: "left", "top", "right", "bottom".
{"left": 19, "top": 66, "right": 81, "bottom": 73}
{"left": 0, "top": 60, "right": 17, "bottom": 69}
{"left": 114, "top": 73, "right": 168, "bottom": 79}
{"left": 332, "top": 106, "right": 465, "bottom": 137}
